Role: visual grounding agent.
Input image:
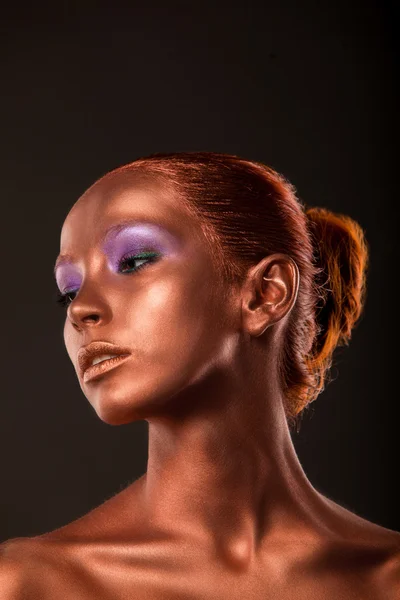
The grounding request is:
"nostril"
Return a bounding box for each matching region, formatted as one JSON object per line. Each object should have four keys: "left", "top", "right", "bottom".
{"left": 70, "top": 314, "right": 100, "bottom": 331}
{"left": 82, "top": 314, "right": 100, "bottom": 323}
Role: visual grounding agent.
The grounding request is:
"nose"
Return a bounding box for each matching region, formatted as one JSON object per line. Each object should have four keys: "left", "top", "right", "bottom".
{"left": 67, "top": 284, "right": 110, "bottom": 331}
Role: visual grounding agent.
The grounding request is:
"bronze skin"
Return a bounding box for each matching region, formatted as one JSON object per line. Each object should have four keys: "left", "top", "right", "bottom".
{"left": 1, "top": 169, "right": 399, "bottom": 599}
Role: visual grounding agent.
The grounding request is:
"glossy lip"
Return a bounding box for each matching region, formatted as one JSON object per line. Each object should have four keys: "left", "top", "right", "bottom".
{"left": 77, "top": 341, "right": 132, "bottom": 382}
{"left": 83, "top": 354, "right": 131, "bottom": 383}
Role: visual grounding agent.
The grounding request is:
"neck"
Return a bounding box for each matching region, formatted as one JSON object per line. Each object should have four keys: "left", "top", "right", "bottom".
{"left": 141, "top": 350, "right": 330, "bottom": 568}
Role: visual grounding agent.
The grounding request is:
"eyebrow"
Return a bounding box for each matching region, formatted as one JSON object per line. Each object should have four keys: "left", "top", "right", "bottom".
{"left": 53, "top": 218, "right": 179, "bottom": 278}
{"left": 53, "top": 253, "right": 74, "bottom": 277}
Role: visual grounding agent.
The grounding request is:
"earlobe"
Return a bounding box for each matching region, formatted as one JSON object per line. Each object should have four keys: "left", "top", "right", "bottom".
{"left": 241, "top": 254, "right": 299, "bottom": 338}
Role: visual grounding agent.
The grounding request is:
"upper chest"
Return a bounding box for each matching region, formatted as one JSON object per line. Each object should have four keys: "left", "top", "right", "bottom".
{"left": 26, "top": 539, "right": 390, "bottom": 600}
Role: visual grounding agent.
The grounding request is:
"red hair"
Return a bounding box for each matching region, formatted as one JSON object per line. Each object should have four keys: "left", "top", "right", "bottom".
{"left": 107, "top": 152, "right": 369, "bottom": 424}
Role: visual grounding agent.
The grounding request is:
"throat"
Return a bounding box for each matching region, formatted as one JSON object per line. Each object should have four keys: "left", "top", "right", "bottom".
{"left": 217, "top": 529, "right": 256, "bottom": 571}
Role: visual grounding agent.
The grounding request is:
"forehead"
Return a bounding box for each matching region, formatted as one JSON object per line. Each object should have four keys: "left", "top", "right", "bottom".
{"left": 60, "top": 173, "right": 197, "bottom": 253}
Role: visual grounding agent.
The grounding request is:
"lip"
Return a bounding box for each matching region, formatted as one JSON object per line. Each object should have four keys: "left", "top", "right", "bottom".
{"left": 78, "top": 341, "right": 132, "bottom": 383}
{"left": 83, "top": 354, "right": 131, "bottom": 383}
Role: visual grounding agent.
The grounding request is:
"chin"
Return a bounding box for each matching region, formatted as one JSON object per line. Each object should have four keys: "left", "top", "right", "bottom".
{"left": 83, "top": 371, "right": 181, "bottom": 425}
{"left": 94, "top": 407, "right": 136, "bottom": 426}
{"left": 88, "top": 388, "right": 149, "bottom": 425}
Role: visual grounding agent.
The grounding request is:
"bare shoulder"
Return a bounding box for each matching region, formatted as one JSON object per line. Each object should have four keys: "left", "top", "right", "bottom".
{"left": 0, "top": 535, "right": 86, "bottom": 600}
{"left": 375, "top": 546, "right": 400, "bottom": 599}
{"left": 0, "top": 537, "right": 45, "bottom": 599}
{"left": 0, "top": 539, "right": 27, "bottom": 599}
{"left": 0, "top": 482, "right": 146, "bottom": 599}
{"left": 322, "top": 496, "right": 400, "bottom": 597}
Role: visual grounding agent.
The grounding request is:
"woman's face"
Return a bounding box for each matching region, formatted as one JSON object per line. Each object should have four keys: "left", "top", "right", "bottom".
{"left": 54, "top": 174, "right": 240, "bottom": 424}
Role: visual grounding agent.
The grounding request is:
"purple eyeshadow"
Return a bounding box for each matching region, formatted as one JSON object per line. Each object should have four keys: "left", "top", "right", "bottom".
{"left": 55, "top": 264, "right": 82, "bottom": 294}
{"left": 102, "top": 222, "right": 182, "bottom": 271}
{"left": 55, "top": 222, "right": 182, "bottom": 292}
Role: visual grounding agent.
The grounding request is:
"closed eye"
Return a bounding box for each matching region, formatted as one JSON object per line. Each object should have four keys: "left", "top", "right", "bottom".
{"left": 55, "top": 251, "right": 161, "bottom": 308}
{"left": 118, "top": 251, "right": 161, "bottom": 274}
{"left": 55, "top": 289, "right": 78, "bottom": 308}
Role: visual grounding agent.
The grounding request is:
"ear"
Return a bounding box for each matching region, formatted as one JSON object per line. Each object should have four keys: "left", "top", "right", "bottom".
{"left": 241, "top": 253, "right": 299, "bottom": 337}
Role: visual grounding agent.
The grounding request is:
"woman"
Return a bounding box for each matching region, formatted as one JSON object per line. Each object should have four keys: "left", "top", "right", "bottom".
{"left": 1, "top": 152, "right": 399, "bottom": 599}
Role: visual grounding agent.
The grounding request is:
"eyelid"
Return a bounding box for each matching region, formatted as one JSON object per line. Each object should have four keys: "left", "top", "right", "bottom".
{"left": 102, "top": 222, "right": 180, "bottom": 248}
{"left": 55, "top": 229, "right": 172, "bottom": 290}
{"left": 102, "top": 223, "right": 181, "bottom": 268}
{"left": 114, "top": 247, "right": 162, "bottom": 271}
{"left": 56, "top": 222, "right": 180, "bottom": 278}
{"left": 117, "top": 250, "right": 161, "bottom": 273}
{"left": 57, "top": 251, "right": 161, "bottom": 298}
{"left": 119, "top": 250, "right": 160, "bottom": 261}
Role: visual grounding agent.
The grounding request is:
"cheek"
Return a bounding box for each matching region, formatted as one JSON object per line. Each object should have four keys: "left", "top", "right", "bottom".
{"left": 121, "top": 275, "right": 221, "bottom": 368}
{"left": 63, "top": 319, "right": 78, "bottom": 366}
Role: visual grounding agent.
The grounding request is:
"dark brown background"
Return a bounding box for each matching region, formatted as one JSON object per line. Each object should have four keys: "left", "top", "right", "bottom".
{"left": 0, "top": 1, "right": 397, "bottom": 542}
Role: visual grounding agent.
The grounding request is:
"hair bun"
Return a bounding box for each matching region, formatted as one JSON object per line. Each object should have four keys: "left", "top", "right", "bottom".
{"left": 305, "top": 206, "right": 369, "bottom": 366}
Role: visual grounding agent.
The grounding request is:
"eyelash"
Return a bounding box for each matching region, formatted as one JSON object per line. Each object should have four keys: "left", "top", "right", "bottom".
{"left": 55, "top": 251, "right": 161, "bottom": 309}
